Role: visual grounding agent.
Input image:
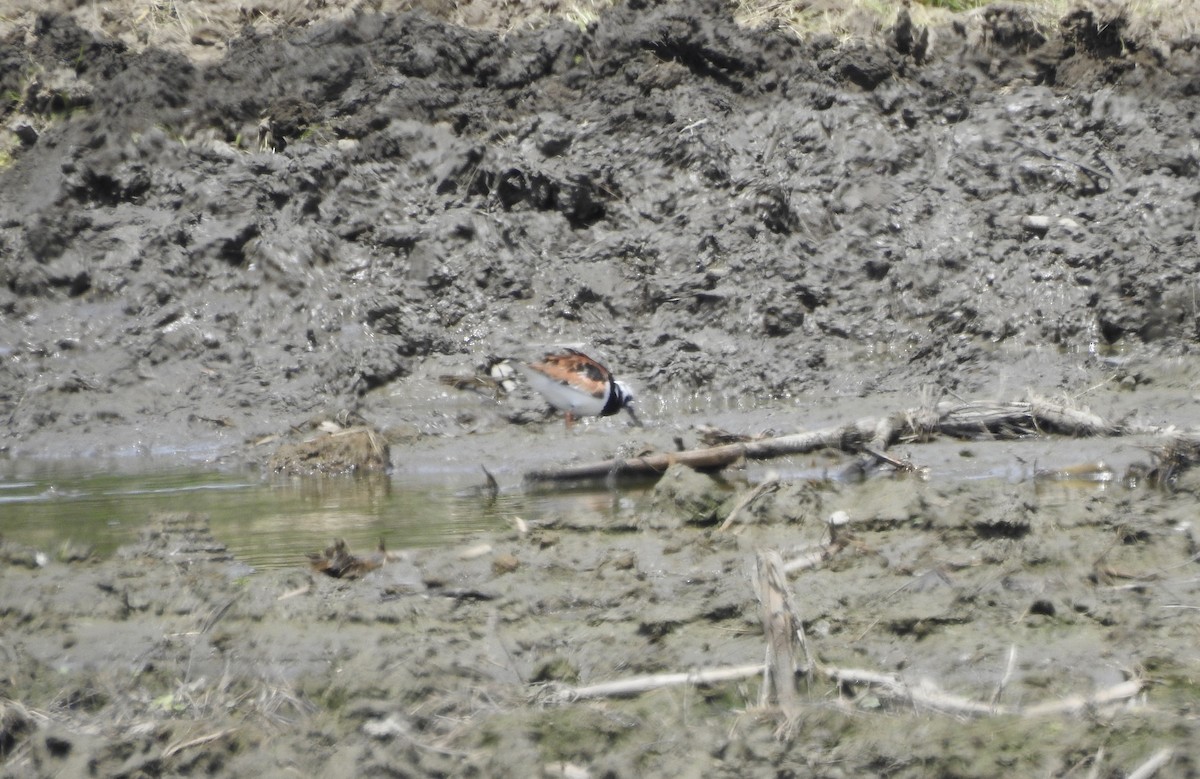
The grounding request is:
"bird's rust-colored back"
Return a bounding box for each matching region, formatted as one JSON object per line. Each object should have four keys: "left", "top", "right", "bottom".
{"left": 530, "top": 349, "right": 611, "bottom": 397}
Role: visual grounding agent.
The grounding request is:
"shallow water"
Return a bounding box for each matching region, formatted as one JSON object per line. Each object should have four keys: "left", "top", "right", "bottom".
{"left": 0, "top": 461, "right": 635, "bottom": 571}
{"left": 0, "top": 428, "right": 1150, "bottom": 573}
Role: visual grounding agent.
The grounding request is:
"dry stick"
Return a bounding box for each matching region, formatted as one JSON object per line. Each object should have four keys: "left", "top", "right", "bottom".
{"left": 525, "top": 416, "right": 884, "bottom": 483}
{"left": 201, "top": 595, "right": 240, "bottom": 633}
{"left": 826, "top": 669, "right": 1144, "bottom": 718}
{"left": 933, "top": 398, "right": 1113, "bottom": 438}
{"left": 162, "top": 728, "right": 237, "bottom": 759}
{"left": 752, "top": 550, "right": 806, "bottom": 727}
{"left": 1084, "top": 747, "right": 1106, "bottom": 779}
{"left": 486, "top": 608, "right": 525, "bottom": 686}
{"left": 548, "top": 662, "right": 1145, "bottom": 719}
{"left": 1126, "top": 748, "right": 1175, "bottom": 779}
{"left": 860, "top": 446, "right": 916, "bottom": 472}
{"left": 823, "top": 668, "right": 987, "bottom": 716}
{"left": 550, "top": 663, "right": 766, "bottom": 701}
{"left": 990, "top": 644, "right": 1017, "bottom": 712}
{"left": 525, "top": 420, "right": 883, "bottom": 480}
{"left": 524, "top": 398, "right": 1132, "bottom": 484}
{"left": 854, "top": 414, "right": 912, "bottom": 472}
{"left": 276, "top": 584, "right": 310, "bottom": 600}
{"left": 719, "top": 477, "right": 780, "bottom": 531}
{"left": 781, "top": 543, "right": 840, "bottom": 574}
{"left": 1019, "top": 679, "right": 1144, "bottom": 717}
{"left": 782, "top": 513, "right": 851, "bottom": 573}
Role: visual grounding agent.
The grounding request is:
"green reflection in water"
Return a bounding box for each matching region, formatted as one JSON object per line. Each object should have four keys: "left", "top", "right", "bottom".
{"left": 0, "top": 462, "right": 513, "bottom": 571}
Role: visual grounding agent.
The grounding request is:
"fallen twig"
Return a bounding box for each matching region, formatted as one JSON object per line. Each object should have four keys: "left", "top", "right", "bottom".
{"left": 548, "top": 663, "right": 765, "bottom": 702}
{"left": 524, "top": 397, "right": 1135, "bottom": 485}
{"left": 781, "top": 543, "right": 842, "bottom": 573}
{"left": 1084, "top": 747, "right": 1106, "bottom": 779}
{"left": 546, "top": 661, "right": 1145, "bottom": 719}
{"left": 781, "top": 512, "right": 853, "bottom": 573}
{"left": 480, "top": 465, "right": 500, "bottom": 500}
{"left": 932, "top": 397, "right": 1114, "bottom": 439}
{"left": 719, "top": 477, "right": 780, "bottom": 531}
{"left": 990, "top": 644, "right": 1017, "bottom": 712}
{"left": 753, "top": 550, "right": 807, "bottom": 729}
{"left": 824, "top": 668, "right": 989, "bottom": 716}
{"left": 1126, "top": 748, "right": 1174, "bottom": 779}
{"left": 546, "top": 543, "right": 1146, "bottom": 718}
{"left": 525, "top": 416, "right": 886, "bottom": 483}
{"left": 828, "top": 669, "right": 1145, "bottom": 718}
{"left": 277, "top": 584, "right": 310, "bottom": 601}
{"left": 163, "top": 728, "right": 237, "bottom": 759}
{"left": 1019, "top": 679, "right": 1144, "bottom": 717}
{"left": 200, "top": 595, "right": 240, "bottom": 633}
{"left": 860, "top": 445, "right": 921, "bottom": 473}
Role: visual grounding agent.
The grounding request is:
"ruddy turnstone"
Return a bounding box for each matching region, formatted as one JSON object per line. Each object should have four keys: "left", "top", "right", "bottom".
{"left": 508, "top": 349, "right": 641, "bottom": 427}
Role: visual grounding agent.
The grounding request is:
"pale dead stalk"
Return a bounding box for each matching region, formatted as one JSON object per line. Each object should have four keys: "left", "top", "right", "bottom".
{"left": 162, "top": 728, "right": 236, "bottom": 759}
{"left": 1125, "top": 747, "right": 1175, "bottom": 779}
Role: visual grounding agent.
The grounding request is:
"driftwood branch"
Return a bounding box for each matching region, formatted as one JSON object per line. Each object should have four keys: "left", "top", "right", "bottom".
{"left": 545, "top": 661, "right": 1146, "bottom": 718}
{"left": 933, "top": 397, "right": 1114, "bottom": 438}
{"left": 526, "top": 416, "right": 886, "bottom": 483}
{"left": 524, "top": 397, "right": 1138, "bottom": 485}
{"left": 752, "top": 550, "right": 807, "bottom": 726}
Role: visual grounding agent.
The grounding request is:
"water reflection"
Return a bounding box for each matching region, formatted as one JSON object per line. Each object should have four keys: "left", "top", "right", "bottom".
{"left": 0, "top": 464, "right": 539, "bottom": 571}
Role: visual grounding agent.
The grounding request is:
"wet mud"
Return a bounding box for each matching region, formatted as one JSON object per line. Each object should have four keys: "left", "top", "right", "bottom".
{"left": 4, "top": 471, "right": 1200, "bottom": 777}
{"left": 3, "top": 0, "right": 1200, "bottom": 775}
{"left": 3, "top": 0, "right": 1200, "bottom": 462}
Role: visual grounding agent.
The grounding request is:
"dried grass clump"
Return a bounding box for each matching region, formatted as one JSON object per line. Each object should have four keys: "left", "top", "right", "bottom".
{"left": 733, "top": 0, "right": 1199, "bottom": 49}
{"left": 268, "top": 426, "right": 390, "bottom": 476}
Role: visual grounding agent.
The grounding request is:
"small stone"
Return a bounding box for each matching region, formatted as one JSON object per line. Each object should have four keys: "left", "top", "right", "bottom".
{"left": 1020, "top": 215, "right": 1052, "bottom": 236}
{"left": 492, "top": 553, "right": 519, "bottom": 575}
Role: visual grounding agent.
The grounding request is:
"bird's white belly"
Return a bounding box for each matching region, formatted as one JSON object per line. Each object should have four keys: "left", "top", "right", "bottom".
{"left": 523, "top": 368, "right": 607, "bottom": 416}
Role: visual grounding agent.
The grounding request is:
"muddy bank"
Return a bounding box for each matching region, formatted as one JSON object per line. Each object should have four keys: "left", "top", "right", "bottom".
{"left": 4, "top": 0, "right": 1200, "bottom": 775}
{"left": 3, "top": 468, "right": 1200, "bottom": 777}
{"left": 2, "top": 1, "right": 1200, "bottom": 463}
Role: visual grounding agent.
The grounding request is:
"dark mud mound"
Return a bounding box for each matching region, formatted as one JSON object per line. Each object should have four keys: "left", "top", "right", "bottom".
{"left": 2, "top": 1, "right": 1200, "bottom": 460}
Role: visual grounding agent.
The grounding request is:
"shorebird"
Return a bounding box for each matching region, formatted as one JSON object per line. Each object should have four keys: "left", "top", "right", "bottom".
{"left": 507, "top": 349, "right": 641, "bottom": 428}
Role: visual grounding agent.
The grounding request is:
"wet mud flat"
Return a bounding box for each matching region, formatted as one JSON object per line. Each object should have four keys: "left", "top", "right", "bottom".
{"left": 4, "top": 0, "right": 1200, "bottom": 774}
{"left": 3, "top": 453, "right": 1200, "bottom": 778}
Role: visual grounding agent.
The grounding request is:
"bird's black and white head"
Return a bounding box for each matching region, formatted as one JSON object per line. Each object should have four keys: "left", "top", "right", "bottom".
{"left": 611, "top": 380, "right": 641, "bottom": 426}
